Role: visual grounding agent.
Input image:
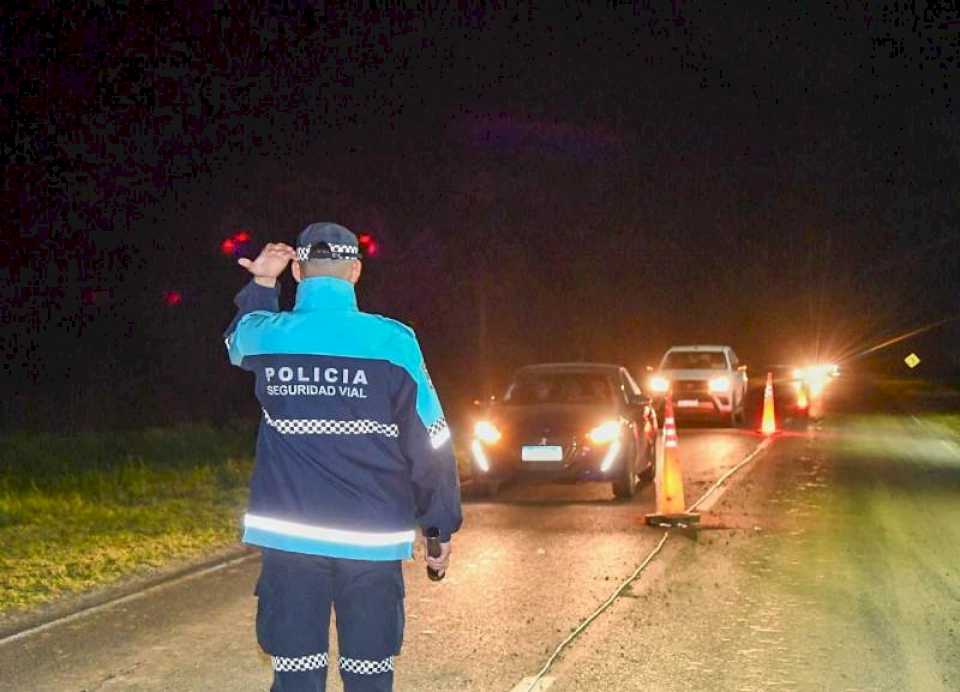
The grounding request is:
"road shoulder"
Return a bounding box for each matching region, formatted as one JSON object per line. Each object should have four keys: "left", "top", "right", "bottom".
{"left": 0, "top": 543, "right": 254, "bottom": 643}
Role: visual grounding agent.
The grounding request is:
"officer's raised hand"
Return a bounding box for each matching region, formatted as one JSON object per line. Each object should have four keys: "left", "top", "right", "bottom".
{"left": 237, "top": 242, "right": 297, "bottom": 287}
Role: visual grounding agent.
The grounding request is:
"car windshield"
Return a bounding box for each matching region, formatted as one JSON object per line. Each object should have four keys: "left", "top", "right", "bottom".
{"left": 663, "top": 351, "right": 727, "bottom": 369}
{"left": 503, "top": 372, "right": 615, "bottom": 406}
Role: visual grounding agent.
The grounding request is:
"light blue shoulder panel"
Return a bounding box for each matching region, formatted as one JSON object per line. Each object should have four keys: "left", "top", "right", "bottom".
{"left": 227, "top": 311, "right": 285, "bottom": 366}
{"left": 233, "top": 310, "right": 445, "bottom": 428}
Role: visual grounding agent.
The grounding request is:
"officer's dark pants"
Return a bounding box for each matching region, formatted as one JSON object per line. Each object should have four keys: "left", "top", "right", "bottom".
{"left": 255, "top": 549, "right": 404, "bottom": 692}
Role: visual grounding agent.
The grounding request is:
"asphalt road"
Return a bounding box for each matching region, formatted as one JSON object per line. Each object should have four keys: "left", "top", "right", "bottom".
{"left": 0, "top": 418, "right": 764, "bottom": 691}
{"left": 541, "top": 376, "right": 960, "bottom": 691}
{"left": 5, "top": 375, "right": 958, "bottom": 691}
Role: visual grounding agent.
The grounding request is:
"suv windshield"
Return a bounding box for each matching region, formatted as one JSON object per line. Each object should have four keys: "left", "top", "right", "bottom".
{"left": 663, "top": 351, "right": 727, "bottom": 369}
{"left": 504, "top": 372, "right": 615, "bottom": 406}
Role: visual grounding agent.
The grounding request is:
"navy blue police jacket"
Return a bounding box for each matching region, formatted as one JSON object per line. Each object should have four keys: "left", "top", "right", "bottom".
{"left": 224, "top": 276, "right": 462, "bottom": 560}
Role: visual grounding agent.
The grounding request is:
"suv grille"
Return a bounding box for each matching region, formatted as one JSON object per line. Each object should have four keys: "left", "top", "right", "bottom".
{"left": 674, "top": 380, "right": 709, "bottom": 396}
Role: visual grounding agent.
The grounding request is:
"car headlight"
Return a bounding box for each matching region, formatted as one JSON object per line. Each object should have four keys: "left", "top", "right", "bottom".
{"left": 708, "top": 376, "right": 731, "bottom": 393}
{"left": 474, "top": 420, "right": 502, "bottom": 445}
{"left": 587, "top": 420, "right": 622, "bottom": 445}
{"left": 649, "top": 376, "right": 670, "bottom": 393}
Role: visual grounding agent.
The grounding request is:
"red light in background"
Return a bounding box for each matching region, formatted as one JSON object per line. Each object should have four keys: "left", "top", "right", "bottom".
{"left": 222, "top": 230, "right": 253, "bottom": 256}
{"left": 358, "top": 233, "right": 378, "bottom": 257}
{"left": 163, "top": 291, "right": 182, "bottom": 306}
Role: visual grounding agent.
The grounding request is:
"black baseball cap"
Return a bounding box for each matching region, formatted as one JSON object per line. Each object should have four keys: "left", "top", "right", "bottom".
{"left": 295, "top": 222, "right": 360, "bottom": 261}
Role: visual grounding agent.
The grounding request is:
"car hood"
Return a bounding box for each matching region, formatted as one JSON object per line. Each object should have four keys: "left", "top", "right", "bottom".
{"left": 488, "top": 403, "right": 620, "bottom": 440}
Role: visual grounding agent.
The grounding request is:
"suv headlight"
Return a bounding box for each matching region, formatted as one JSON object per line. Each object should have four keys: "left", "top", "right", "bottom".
{"left": 649, "top": 376, "right": 670, "bottom": 393}
{"left": 708, "top": 376, "right": 731, "bottom": 393}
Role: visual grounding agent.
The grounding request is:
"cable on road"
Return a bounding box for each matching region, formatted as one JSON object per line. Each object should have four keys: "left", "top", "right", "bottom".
{"left": 522, "top": 437, "right": 773, "bottom": 692}
{"left": 523, "top": 531, "right": 670, "bottom": 692}
{"left": 686, "top": 437, "right": 772, "bottom": 513}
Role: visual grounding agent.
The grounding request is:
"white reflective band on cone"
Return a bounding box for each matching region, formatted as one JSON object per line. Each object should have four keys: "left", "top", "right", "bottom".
{"left": 244, "top": 514, "right": 415, "bottom": 546}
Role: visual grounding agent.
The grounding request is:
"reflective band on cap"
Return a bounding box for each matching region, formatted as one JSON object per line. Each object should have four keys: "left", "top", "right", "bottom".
{"left": 297, "top": 244, "right": 360, "bottom": 261}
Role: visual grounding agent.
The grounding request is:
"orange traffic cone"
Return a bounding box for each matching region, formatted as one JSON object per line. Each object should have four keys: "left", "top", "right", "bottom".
{"left": 761, "top": 372, "right": 777, "bottom": 435}
{"left": 645, "top": 396, "right": 699, "bottom": 528}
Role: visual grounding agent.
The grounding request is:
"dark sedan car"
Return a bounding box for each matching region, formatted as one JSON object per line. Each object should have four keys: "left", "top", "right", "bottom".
{"left": 469, "top": 363, "right": 658, "bottom": 498}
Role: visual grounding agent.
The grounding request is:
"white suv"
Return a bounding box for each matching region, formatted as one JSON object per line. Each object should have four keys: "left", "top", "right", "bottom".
{"left": 648, "top": 345, "right": 748, "bottom": 425}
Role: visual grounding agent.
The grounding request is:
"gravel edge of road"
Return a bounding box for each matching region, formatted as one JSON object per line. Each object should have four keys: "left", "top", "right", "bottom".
{"left": 0, "top": 543, "right": 256, "bottom": 644}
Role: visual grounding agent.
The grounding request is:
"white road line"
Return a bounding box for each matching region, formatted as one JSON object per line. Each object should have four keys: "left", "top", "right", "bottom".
{"left": 510, "top": 676, "right": 555, "bottom": 691}
{"left": 0, "top": 553, "right": 258, "bottom": 648}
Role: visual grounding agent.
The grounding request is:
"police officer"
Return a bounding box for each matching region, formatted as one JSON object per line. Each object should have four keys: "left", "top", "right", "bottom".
{"left": 224, "top": 222, "right": 463, "bottom": 691}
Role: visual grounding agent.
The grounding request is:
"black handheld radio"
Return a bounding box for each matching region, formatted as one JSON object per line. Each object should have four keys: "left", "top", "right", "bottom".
{"left": 425, "top": 528, "right": 445, "bottom": 582}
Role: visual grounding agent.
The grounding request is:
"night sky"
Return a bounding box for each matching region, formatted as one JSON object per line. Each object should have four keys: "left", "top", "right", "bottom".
{"left": 3, "top": 2, "right": 959, "bottom": 430}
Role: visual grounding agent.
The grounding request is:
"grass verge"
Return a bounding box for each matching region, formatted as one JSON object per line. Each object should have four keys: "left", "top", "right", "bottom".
{"left": 926, "top": 413, "right": 960, "bottom": 437}
{"left": 0, "top": 425, "right": 254, "bottom": 614}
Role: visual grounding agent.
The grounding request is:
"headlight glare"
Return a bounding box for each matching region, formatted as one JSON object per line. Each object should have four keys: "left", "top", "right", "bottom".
{"left": 587, "top": 420, "right": 622, "bottom": 445}
{"left": 474, "top": 420, "right": 502, "bottom": 445}
{"left": 649, "top": 376, "right": 670, "bottom": 393}
{"left": 708, "top": 376, "right": 731, "bottom": 393}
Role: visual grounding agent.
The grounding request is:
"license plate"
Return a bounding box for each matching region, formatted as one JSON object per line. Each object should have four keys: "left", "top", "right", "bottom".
{"left": 521, "top": 445, "right": 564, "bottom": 462}
{"left": 677, "top": 399, "right": 700, "bottom": 408}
